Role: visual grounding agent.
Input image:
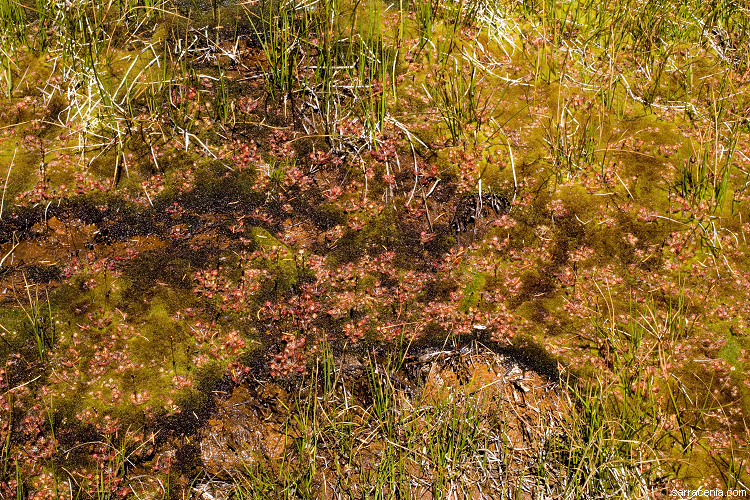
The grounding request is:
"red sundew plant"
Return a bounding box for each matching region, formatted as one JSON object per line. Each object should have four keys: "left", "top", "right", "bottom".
{"left": 268, "top": 130, "right": 297, "bottom": 160}
{"left": 170, "top": 85, "right": 197, "bottom": 107}
{"left": 270, "top": 333, "right": 307, "bottom": 377}
{"left": 15, "top": 180, "right": 53, "bottom": 204}
{"left": 449, "top": 147, "right": 481, "bottom": 194}
{"left": 224, "top": 139, "right": 262, "bottom": 171}
{"left": 310, "top": 149, "right": 344, "bottom": 170}
{"left": 141, "top": 174, "right": 164, "bottom": 196}
{"left": 283, "top": 166, "right": 314, "bottom": 191}
{"left": 547, "top": 199, "right": 569, "bottom": 218}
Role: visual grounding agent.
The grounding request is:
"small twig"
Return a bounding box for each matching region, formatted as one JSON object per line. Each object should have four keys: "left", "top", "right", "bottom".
{"left": 420, "top": 183, "right": 433, "bottom": 232}
{"left": 0, "top": 148, "right": 16, "bottom": 220}
{"left": 0, "top": 232, "right": 20, "bottom": 268}
{"left": 406, "top": 139, "right": 419, "bottom": 207}
{"left": 500, "top": 130, "right": 517, "bottom": 203}
{"left": 613, "top": 171, "right": 633, "bottom": 199}
{"left": 143, "top": 185, "right": 153, "bottom": 207}
{"left": 3, "top": 375, "right": 42, "bottom": 396}
{"left": 425, "top": 178, "right": 440, "bottom": 198}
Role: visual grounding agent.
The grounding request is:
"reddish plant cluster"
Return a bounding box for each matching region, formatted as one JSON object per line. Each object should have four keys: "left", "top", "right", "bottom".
{"left": 224, "top": 139, "right": 262, "bottom": 171}
{"left": 270, "top": 333, "right": 307, "bottom": 377}
{"left": 171, "top": 84, "right": 197, "bottom": 106}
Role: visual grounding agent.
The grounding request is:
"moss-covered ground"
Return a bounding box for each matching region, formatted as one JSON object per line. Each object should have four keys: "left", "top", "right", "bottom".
{"left": 0, "top": 0, "right": 749, "bottom": 497}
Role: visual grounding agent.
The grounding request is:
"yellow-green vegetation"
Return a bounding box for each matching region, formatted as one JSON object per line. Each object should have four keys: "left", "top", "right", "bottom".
{"left": 0, "top": 0, "right": 749, "bottom": 497}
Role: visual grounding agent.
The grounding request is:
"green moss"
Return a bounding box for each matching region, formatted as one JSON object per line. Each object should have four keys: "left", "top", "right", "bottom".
{"left": 720, "top": 334, "right": 742, "bottom": 370}
{"left": 251, "top": 226, "right": 296, "bottom": 272}
{"left": 459, "top": 272, "right": 485, "bottom": 313}
{"left": 0, "top": 306, "right": 42, "bottom": 359}
{"left": 132, "top": 298, "right": 184, "bottom": 364}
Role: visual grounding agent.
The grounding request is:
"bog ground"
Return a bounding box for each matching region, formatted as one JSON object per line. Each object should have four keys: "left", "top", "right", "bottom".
{"left": 0, "top": 0, "right": 749, "bottom": 498}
